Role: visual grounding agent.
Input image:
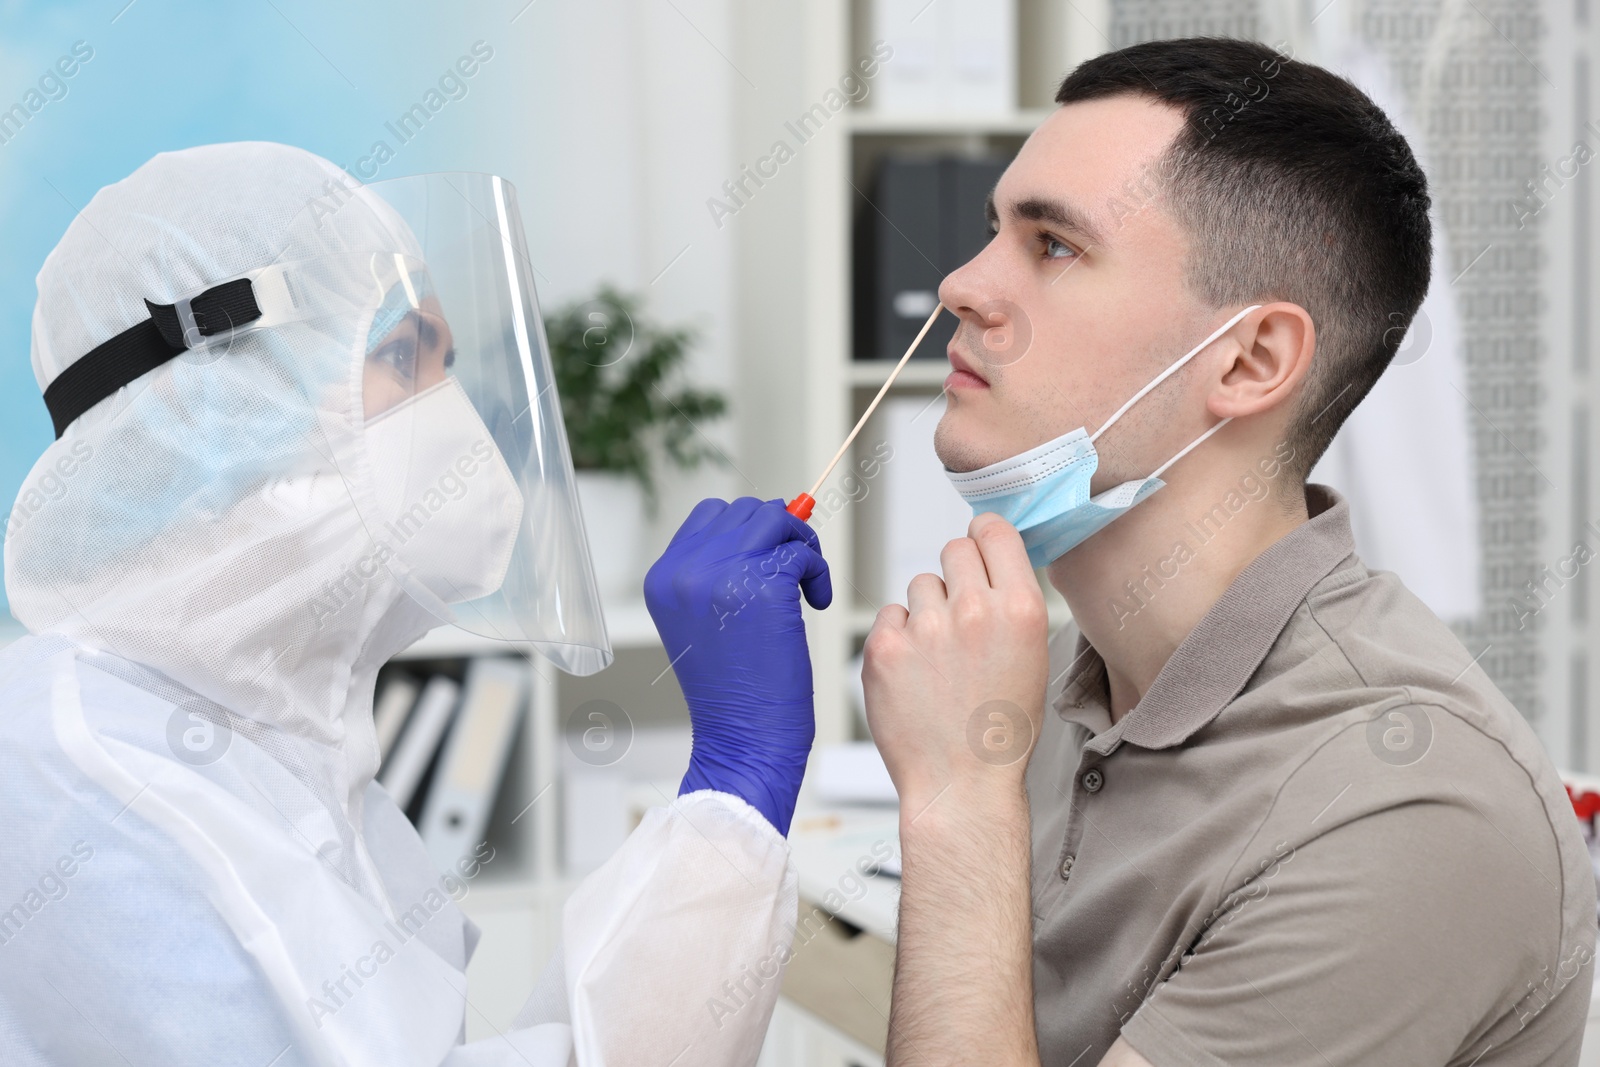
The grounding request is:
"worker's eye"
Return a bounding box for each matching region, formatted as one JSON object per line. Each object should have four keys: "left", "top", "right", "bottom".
{"left": 370, "top": 317, "right": 420, "bottom": 380}
{"left": 1039, "top": 232, "right": 1077, "bottom": 260}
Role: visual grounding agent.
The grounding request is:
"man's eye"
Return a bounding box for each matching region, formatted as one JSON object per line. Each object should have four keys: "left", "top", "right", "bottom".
{"left": 1042, "top": 234, "right": 1076, "bottom": 260}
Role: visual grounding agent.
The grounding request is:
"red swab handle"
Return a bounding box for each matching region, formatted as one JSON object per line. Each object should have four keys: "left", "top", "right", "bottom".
{"left": 786, "top": 493, "right": 816, "bottom": 522}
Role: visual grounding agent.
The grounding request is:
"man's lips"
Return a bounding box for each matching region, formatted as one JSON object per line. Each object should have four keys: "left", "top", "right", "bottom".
{"left": 947, "top": 344, "right": 990, "bottom": 389}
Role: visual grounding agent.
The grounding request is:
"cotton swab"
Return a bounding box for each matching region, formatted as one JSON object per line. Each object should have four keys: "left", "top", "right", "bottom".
{"left": 786, "top": 302, "right": 945, "bottom": 521}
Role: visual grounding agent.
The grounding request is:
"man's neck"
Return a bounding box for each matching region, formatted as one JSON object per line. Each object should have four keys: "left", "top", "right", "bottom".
{"left": 1047, "top": 472, "right": 1310, "bottom": 724}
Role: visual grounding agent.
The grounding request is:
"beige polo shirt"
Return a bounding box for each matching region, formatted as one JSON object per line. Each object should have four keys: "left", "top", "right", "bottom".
{"left": 1025, "top": 484, "right": 1597, "bottom": 1066}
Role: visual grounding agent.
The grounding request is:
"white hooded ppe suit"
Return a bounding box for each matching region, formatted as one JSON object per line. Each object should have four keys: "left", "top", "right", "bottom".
{"left": 0, "top": 142, "right": 799, "bottom": 1067}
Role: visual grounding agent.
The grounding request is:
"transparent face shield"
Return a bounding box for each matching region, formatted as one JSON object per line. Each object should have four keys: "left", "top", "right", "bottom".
{"left": 254, "top": 173, "right": 612, "bottom": 675}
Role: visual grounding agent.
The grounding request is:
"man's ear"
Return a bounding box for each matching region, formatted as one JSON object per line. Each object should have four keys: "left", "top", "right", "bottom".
{"left": 1209, "top": 302, "right": 1314, "bottom": 419}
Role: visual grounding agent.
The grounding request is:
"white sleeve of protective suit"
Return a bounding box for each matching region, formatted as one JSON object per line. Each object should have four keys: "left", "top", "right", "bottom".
{"left": 446, "top": 790, "right": 798, "bottom": 1067}
{"left": 2, "top": 638, "right": 795, "bottom": 1067}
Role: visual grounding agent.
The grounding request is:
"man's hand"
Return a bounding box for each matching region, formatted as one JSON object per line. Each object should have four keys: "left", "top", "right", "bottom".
{"left": 862, "top": 512, "right": 1051, "bottom": 1066}
{"left": 862, "top": 512, "right": 1050, "bottom": 812}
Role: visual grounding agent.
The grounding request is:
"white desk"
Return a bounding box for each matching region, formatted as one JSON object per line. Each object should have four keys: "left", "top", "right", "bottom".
{"left": 780, "top": 804, "right": 901, "bottom": 1059}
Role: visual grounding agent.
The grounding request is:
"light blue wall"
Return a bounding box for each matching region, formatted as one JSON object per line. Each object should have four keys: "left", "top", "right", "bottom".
{"left": 0, "top": 0, "right": 654, "bottom": 619}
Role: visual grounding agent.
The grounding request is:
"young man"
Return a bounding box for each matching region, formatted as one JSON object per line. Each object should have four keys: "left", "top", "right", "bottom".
{"left": 862, "top": 37, "right": 1596, "bottom": 1066}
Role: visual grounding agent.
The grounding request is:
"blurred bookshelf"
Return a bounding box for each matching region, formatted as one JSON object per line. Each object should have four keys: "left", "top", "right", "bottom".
{"left": 383, "top": 597, "right": 661, "bottom": 893}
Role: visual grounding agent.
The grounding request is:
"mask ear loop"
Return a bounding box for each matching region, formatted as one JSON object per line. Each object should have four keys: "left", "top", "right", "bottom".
{"left": 1151, "top": 415, "right": 1233, "bottom": 479}
{"left": 1088, "top": 304, "right": 1263, "bottom": 444}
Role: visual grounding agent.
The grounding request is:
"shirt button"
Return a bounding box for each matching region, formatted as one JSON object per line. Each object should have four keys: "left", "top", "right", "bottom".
{"left": 1082, "top": 767, "right": 1104, "bottom": 793}
{"left": 1060, "top": 854, "right": 1075, "bottom": 880}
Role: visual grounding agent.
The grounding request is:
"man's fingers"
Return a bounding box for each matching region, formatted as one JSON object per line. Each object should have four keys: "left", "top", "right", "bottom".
{"left": 970, "top": 512, "right": 1036, "bottom": 590}
{"left": 905, "top": 571, "right": 948, "bottom": 615}
{"left": 873, "top": 603, "right": 909, "bottom": 629}
{"left": 939, "top": 536, "right": 987, "bottom": 599}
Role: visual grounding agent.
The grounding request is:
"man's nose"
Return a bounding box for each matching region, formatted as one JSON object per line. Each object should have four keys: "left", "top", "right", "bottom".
{"left": 937, "top": 250, "right": 986, "bottom": 321}
{"left": 940, "top": 263, "right": 1032, "bottom": 372}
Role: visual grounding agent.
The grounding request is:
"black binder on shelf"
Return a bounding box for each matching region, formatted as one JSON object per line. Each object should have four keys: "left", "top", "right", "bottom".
{"left": 854, "top": 155, "right": 1008, "bottom": 361}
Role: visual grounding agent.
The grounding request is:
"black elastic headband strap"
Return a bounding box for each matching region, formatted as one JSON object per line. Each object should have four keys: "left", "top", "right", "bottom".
{"left": 42, "top": 277, "right": 263, "bottom": 439}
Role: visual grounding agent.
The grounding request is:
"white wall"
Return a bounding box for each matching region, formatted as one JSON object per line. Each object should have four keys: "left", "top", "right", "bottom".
{"left": 499, "top": 0, "right": 744, "bottom": 549}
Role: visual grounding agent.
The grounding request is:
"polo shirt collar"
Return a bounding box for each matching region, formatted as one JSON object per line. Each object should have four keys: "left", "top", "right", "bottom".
{"left": 1053, "top": 483, "right": 1356, "bottom": 749}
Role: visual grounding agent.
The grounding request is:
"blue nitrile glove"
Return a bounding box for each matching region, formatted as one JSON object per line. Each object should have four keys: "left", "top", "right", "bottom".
{"left": 643, "top": 496, "right": 832, "bottom": 836}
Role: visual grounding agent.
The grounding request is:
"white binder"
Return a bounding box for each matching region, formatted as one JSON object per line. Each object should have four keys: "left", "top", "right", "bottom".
{"left": 377, "top": 674, "right": 461, "bottom": 810}
{"left": 869, "top": 0, "right": 1017, "bottom": 116}
{"left": 858, "top": 395, "right": 978, "bottom": 606}
{"left": 373, "top": 672, "right": 420, "bottom": 763}
{"left": 420, "top": 657, "right": 528, "bottom": 873}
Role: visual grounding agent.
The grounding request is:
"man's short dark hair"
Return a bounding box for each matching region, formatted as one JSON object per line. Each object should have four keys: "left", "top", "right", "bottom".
{"left": 1056, "top": 37, "right": 1432, "bottom": 484}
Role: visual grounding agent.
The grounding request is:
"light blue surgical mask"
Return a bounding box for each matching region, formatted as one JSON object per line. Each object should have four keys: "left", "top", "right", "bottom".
{"left": 365, "top": 269, "right": 435, "bottom": 354}
{"left": 947, "top": 305, "right": 1261, "bottom": 569}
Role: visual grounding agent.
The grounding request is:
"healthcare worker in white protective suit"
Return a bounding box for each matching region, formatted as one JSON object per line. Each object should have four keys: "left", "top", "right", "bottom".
{"left": 0, "top": 142, "right": 833, "bottom": 1066}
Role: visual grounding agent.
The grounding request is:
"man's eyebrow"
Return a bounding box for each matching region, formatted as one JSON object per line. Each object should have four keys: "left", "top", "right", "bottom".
{"left": 985, "top": 192, "right": 1107, "bottom": 248}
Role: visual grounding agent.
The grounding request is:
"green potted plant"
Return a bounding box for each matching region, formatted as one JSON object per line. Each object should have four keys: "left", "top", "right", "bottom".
{"left": 546, "top": 286, "right": 729, "bottom": 600}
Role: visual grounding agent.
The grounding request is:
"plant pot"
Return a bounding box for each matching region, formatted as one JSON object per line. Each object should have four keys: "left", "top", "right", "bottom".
{"left": 574, "top": 470, "right": 647, "bottom": 603}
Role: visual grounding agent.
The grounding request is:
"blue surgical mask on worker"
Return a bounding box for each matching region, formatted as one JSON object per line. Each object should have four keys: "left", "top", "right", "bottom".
{"left": 946, "top": 305, "right": 1261, "bottom": 569}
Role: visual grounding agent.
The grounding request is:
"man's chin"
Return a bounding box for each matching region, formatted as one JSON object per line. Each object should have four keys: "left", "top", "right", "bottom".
{"left": 932, "top": 410, "right": 999, "bottom": 475}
